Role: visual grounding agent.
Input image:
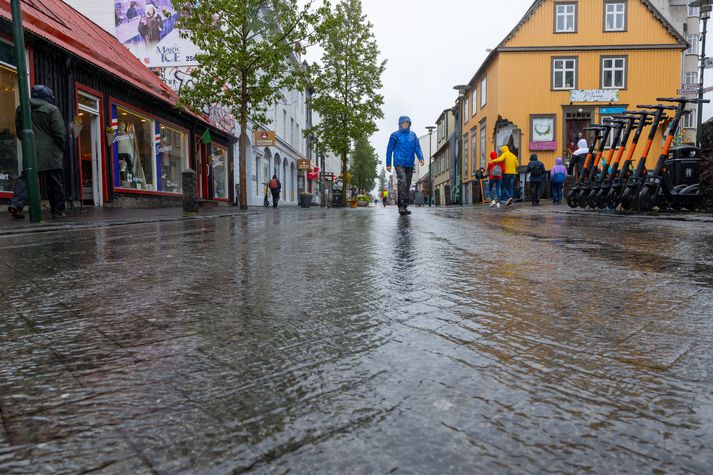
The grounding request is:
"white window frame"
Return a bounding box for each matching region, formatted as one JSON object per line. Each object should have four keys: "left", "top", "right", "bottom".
{"left": 689, "top": 6, "right": 700, "bottom": 17}
{"left": 682, "top": 107, "right": 696, "bottom": 129}
{"left": 552, "top": 57, "right": 577, "bottom": 90}
{"left": 685, "top": 71, "right": 698, "bottom": 85}
{"left": 472, "top": 89, "right": 477, "bottom": 116}
{"left": 555, "top": 3, "right": 577, "bottom": 33}
{"left": 604, "top": 2, "right": 626, "bottom": 32}
{"left": 601, "top": 56, "right": 626, "bottom": 89}
{"left": 480, "top": 77, "right": 487, "bottom": 108}
{"left": 464, "top": 96, "right": 469, "bottom": 122}
{"left": 687, "top": 34, "right": 699, "bottom": 55}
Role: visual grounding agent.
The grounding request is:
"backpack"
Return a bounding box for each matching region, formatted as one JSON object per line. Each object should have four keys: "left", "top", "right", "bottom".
{"left": 490, "top": 164, "right": 502, "bottom": 178}
{"left": 530, "top": 162, "right": 544, "bottom": 177}
{"left": 552, "top": 171, "right": 566, "bottom": 184}
{"left": 269, "top": 178, "right": 279, "bottom": 190}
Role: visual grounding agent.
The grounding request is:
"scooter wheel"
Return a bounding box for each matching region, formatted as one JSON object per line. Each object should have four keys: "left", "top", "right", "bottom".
{"left": 566, "top": 189, "right": 579, "bottom": 208}
{"left": 638, "top": 187, "right": 655, "bottom": 212}
{"left": 577, "top": 190, "right": 588, "bottom": 209}
{"left": 605, "top": 188, "right": 619, "bottom": 210}
{"left": 595, "top": 189, "right": 607, "bottom": 209}
{"left": 621, "top": 188, "right": 633, "bottom": 210}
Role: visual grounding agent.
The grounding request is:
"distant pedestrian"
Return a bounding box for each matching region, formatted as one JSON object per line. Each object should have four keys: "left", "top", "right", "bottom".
{"left": 550, "top": 157, "right": 568, "bottom": 205}
{"left": 381, "top": 189, "right": 388, "bottom": 207}
{"left": 385, "top": 116, "right": 424, "bottom": 216}
{"left": 492, "top": 145, "right": 519, "bottom": 207}
{"left": 487, "top": 151, "right": 502, "bottom": 208}
{"left": 569, "top": 138, "right": 588, "bottom": 178}
{"left": 8, "top": 85, "right": 66, "bottom": 220}
{"left": 269, "top": 174, "right": 281, "bottom": 208}
{"left": 526, "top": 153, "right": 546, "bottom": 206}
{"left": 475, "top": 167, "right": 486, "bottom": 180}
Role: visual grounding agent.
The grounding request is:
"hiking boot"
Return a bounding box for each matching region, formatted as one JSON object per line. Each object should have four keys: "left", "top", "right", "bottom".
{"left": 8, "top": 206, "right": 24, "bottom": 220}
{"left": 404, "top": 208, "right": 412, "bottom": 215}
{"left": 398, "top": 207, "right": 406, "bottom": 215}
{"left": 52, "top": 212, "right": 67, "bottom": 219}
{"left": 506, "top": 198, "right": 513, "bottom": 207}
{"left": 489, "top": 200, "right": 497, "bottom": 208}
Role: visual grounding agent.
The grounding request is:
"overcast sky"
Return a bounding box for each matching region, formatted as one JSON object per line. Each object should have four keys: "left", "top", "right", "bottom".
{"left": 308, "top": 0, "right": 713, "bottom": 166}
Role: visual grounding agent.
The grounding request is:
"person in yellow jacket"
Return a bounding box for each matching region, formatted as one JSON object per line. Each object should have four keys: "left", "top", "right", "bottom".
{"left": 381, "top": 189, "right": 388, "bottom": 207}
{"left": 492, "top": 145, "right": 519, "bottom": 207}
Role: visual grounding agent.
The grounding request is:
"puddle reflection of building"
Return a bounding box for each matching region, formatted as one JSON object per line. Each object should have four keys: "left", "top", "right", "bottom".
{"left": 390, "top": 217, "right": 416, "bottom": 290}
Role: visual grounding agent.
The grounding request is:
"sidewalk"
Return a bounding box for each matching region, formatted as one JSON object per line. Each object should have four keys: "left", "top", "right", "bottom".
{"left": 0, "top": 205, "right": 252, "bottom": 236}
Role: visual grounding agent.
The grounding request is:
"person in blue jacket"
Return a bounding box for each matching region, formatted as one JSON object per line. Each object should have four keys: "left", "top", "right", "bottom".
{"left": 386, "top": 116, "right": 424, "bottom": 215}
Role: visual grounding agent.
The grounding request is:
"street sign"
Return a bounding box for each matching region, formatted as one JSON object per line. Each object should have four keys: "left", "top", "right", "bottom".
{"left": 704, "top": 86, "right": 713, "bottom": 94}
{"left": 705, "top": 57, "right": 713, "bottom": 69}
{"left": 297, "top": 158, "right": 311, "bottom": 171}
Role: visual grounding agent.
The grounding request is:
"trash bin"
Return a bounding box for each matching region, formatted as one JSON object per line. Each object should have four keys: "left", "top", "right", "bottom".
{"left": 332, "top": 191, "right": 344, "bottom": 207}
{"left": 299, "top": 193, "right": 312, "bottom": 208}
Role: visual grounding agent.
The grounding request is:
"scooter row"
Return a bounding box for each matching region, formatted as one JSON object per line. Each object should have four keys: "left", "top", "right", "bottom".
{"left": 566, "top": 96, "right": 709, "bottom": 211}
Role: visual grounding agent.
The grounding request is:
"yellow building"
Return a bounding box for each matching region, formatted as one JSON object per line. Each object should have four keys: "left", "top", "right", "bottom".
{"left": 460, "top": 0, "right": 687, "bottom": 201}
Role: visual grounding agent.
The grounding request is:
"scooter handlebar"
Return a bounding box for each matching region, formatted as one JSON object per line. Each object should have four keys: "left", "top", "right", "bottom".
{"left": 636, "top": 104, "right": 677, "bottom": 111}
{"left": 657, "top": 97, "right": 711, "bottom": 104}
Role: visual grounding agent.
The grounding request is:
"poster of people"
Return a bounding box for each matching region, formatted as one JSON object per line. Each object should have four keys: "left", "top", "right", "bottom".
{"left": 113, "top": 0, "right": 199, "bottom": 67}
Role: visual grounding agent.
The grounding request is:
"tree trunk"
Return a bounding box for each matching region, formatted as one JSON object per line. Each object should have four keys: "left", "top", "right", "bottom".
{"left": 341, "top": 151, "right": 348, "bottom": 199}
{"left": 239, "top": 75, "right": 249, "bottom": 210}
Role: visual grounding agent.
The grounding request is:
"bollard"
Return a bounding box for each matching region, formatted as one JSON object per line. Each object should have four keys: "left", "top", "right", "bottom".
{"left": 700, "top": 118, "right": 713, "bottom": 212}
{"left": 182, "top": 169, "right": 199, "bottom": 215}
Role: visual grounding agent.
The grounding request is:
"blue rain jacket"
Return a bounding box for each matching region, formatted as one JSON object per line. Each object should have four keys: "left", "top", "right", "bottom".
{"left": 386, "top": 116, "right": 424, "bottom": 167}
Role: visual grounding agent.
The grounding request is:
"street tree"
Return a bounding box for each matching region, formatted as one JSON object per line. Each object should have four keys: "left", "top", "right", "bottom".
{"left": 349, "top": 137, "right": 378, "bottom": 194}
{"left": 378, "top": 168, "right": 387, "bottom": 192}
{"left": 307, "top": 0, "right": 385, "bottom": 194}
{"left": 173, "top": 0, "right": 316, "bottom": 209}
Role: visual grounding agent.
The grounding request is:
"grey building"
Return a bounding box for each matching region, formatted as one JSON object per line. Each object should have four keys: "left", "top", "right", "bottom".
{"left": 432, "top": 109, "right": 455, "bottom": 206}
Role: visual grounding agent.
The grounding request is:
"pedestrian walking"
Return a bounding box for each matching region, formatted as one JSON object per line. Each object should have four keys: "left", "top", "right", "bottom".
{"left": 550, "top": 157, "right": 568, "bottom": 205}
{"left": 526, "top": 153, "right": 546, "bottom": 206}
{"left": 381, "top": 189, "right": 388, "bottom": 207}
{"left": 8, "top": 85, "right": 66, "bottom": 220}
{"left": 492, "top": 145, "right": 519, "bottom": 207}
{"left": 487, "top": 151, "right": 503, "bottom": 208}
{"left": 385, "top": 116, "right": 424, "bottom": 216}
{"left": 269, "top": 174, "right": 281, "bottom": 208}
{"left": 568, "top": 138, "right": 588, "bottom": 178}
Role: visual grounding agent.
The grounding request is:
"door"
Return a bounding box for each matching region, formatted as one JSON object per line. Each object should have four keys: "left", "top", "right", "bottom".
{"left": 564, "top": 107, "right": 594, "bottom": 158}
{"left": 77, "top": 91, "right": 103, "bottom": 206}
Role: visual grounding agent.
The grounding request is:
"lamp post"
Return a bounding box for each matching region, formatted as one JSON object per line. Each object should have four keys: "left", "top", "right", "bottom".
{"left": 691, "top": 0, "right": 712, "bottom": 147}
{"left": 425, "top": 126, "right": 436, "bottom": 207}
{"left": 11, "top": 0, "right": 41, "bottom": 222}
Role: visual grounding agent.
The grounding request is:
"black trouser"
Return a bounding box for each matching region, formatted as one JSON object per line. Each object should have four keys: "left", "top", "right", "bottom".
{"left": 395, "top": 166, "right": 414, "bottom": 209}
{"left": 271, "top": 191, "right": 280, "bottom": 207}
{"left": 10, "top": 169, "right": 66, "bottom": 215}
{"left": 530, "top": 181, "right": 542, "bottom": 204}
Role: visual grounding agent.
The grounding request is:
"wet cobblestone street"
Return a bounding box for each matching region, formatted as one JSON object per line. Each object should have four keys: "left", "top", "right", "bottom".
{"left": 1, "top": 206, "right": 712, "bottom": 474}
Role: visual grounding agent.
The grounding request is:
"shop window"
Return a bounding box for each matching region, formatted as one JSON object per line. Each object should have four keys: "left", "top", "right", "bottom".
{"left": 0, "top": 62, "right": 20, "bottom": 193}
{"left": 159, "top": 124, "right": 187, "bottom": 193}
{"left": 470, "top": 127, "right": 477, "bottom": 175}
{"left": 115, "top": 106, "right": 156, "bottom": 191}
{"left": 604, "top": 2, "right": 626, "bottom": 32}
{"left": 601, "top": 57, "right": 626, "bottom": 89}
{"left": 211, "top": 144, "right": 228, "bottom": 199}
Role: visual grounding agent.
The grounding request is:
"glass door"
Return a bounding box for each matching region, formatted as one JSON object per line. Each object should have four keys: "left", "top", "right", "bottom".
{"left": 77, "top": 92, "right": 103, "bottom": 206}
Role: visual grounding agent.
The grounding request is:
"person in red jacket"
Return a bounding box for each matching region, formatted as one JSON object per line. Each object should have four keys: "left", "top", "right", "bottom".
{"left": 487, "top": 151, "right": 503, "bottom": 208}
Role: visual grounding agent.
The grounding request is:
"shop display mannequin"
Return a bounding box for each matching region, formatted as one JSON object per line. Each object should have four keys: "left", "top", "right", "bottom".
{"left": 118, "top": 121, "right": 146, "bottom": 189}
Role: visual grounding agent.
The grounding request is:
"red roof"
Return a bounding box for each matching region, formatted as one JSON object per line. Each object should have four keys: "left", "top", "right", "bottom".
{"left": 0, "top": 0, "right": 191, "bottom": 114}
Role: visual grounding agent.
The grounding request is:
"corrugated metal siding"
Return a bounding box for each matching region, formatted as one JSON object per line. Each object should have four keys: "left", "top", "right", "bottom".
{"left": 506, "top": 0, "right": 682, "bottom": 48}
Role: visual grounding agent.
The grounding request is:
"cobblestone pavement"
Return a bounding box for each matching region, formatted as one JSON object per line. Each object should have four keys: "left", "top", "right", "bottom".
{"left": 1, "top": 205, "right": 712, "bottom": 474}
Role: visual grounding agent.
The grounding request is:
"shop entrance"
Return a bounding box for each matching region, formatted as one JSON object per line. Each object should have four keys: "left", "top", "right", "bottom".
{"left": 563, "top": 107, "right": 594, "bottom": 158}
{"left": 77, "top": 91, "right": 103, "bottom": 206}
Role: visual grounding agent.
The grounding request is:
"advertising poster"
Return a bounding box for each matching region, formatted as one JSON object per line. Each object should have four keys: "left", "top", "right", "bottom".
{"left": 113, "top": 0, "right": 199, "bottom": 67}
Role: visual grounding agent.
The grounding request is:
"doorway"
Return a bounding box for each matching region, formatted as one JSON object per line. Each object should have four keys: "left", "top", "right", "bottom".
{"left": 77, "top": 91, "right": 103, "bottom": 206}
{"left": 563, "top": 107, "right": 594, "bottom": 159}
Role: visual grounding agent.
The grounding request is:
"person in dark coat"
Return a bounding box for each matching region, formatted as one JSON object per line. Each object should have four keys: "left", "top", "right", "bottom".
{"left": 9, "top": 85, "right": 66, "bottom": 219}
{"left": 268, "top": 174, "right": 282, "bottom": 208}
{"left": 526, "top": 153, "right": 546, "bottom": 206}
{"left": 126, "top": 2, "right": 138, "bottom": 20}
{"left": 138, "top": 4, "right": 163, "bottom": 46}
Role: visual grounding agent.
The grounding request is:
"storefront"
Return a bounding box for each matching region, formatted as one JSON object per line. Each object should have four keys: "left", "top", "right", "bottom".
{"left": 0, "top": 0, "right": 235, "bottom": 209}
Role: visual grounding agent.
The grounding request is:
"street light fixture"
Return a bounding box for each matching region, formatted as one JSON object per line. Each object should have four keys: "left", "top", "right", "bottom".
{"left": 690, "top": 0, "right": 712, "bottom": 147}
{"left": 425, "top": 126, "right": 436, "bottom": 207}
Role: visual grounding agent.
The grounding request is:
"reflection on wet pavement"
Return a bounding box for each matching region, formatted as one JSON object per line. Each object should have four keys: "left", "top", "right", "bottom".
{"left": 1, "top": 207, "right": 712, "bottom": 473}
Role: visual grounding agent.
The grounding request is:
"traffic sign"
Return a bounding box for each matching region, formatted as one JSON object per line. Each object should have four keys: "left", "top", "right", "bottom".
{"left": 705, "top": 57, "right": 713, "bottom": 69}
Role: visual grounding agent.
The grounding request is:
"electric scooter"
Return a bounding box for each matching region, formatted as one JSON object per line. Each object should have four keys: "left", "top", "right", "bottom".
{"left": 566, "top": 126, "right": 606, "bottom": 208}
{"left": 592, "top": 116, "right": 635, "bottom": 209}
{"left": 581, "top": 119, "right": 624, "bottom": 209}
{"left": 637, "top": 97, "right": 710, "bottom": 211}
{"left": 605, "top": 111, "right": 653, "bottom": 209}
{"left": 620, "top": 104, "right": 676, "bottom": 210}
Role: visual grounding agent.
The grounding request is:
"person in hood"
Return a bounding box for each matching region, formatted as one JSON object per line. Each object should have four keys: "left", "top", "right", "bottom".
{"left": 550, "top": 157, "right": 568, "bottom": 205}
{"left": 268, "top": 174, "right": 281, "bottom": 208}
{"left": 386, "top": 116, "right": 424, "bottom": 215}
{"left": 569, "top": 138, "right": 589, "bottom": 178}
{"left": 487, "top": 151, "right": 503, "bottom": 208}
{"left": 526, "top": 153, "right": 546, "bottom": 206}
{"left": 138, "top": 4, "right": 163, "bottom": 46}
{"left": 9, "top": 85, "right": 66, "bottom": 220}
{"left": 492, "top": 145, "right": 519, "bottom": 206}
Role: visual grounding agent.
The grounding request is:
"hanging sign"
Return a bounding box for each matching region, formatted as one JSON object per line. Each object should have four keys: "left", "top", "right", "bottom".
{"left": 704, "top": 57, "right": 713, "bottom": 69}
{"left": 570, "top": 89, "right": 619, "bottom": 103}
{"left": 297, "top": 158, "right": 311, "bottom": 170}
{"left": 254, "top": 131, "right": 276, "bottom": 147}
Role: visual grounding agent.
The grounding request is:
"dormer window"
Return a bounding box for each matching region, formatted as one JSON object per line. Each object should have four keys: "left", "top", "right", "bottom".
{"left": 604, "top": 1, "right": 626, "bottom": 32}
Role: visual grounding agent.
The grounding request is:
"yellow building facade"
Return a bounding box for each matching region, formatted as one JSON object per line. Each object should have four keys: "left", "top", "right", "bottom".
{"left": 461, "top": 0, "right": 687, "bottom": 196}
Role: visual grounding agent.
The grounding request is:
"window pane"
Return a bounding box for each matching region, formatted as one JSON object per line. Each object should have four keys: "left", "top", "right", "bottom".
{"left": 554, "top": 70, "right": 563, "bottom": 88}
{"left": 604, "top": 70, "right": 613, "bottom": 87}
{"left": 0, "top": 64, "right": 20, "bottom": 193}
{"left": 211, "top": 145, "right": 228, "bottom": 199}
{"left": 116, "top": 106, "right": 156, "bottom": 191}
{"left": 566, "top": 15, "right": 574, "bottom": 31}
{"left": 566, "top": 60, "right": 574, "bottom": 69}
{"left": 565, "top": 71, "right": 574, "bottom": 88}
{"left": 159, "top": 125, "right": 186, "bottom": 193}
{"left": 557, "top": 15, "right": 565, "bottom": 31}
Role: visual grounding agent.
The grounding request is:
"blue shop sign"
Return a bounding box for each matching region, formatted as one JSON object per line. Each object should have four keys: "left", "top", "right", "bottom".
{"left": 600, "top": 107, "right": 626, "bottom": 114}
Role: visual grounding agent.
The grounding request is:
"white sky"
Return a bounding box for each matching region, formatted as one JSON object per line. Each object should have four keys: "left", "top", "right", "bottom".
{"left": 308, "top": 0, "right": 713, "bottom": 165}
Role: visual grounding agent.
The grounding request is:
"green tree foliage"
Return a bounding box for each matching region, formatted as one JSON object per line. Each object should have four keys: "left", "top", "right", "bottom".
{"left": 378, "top": 168, "right": 387, "bottom": 192}
{"left": 173, "top": 0, "right": 315, "bottom": 208}
{"left": 307, "top": 0, "right": 385, "bottom": 189}
{"left": 349, "top": 137, "right": 378, "bottom": 194}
